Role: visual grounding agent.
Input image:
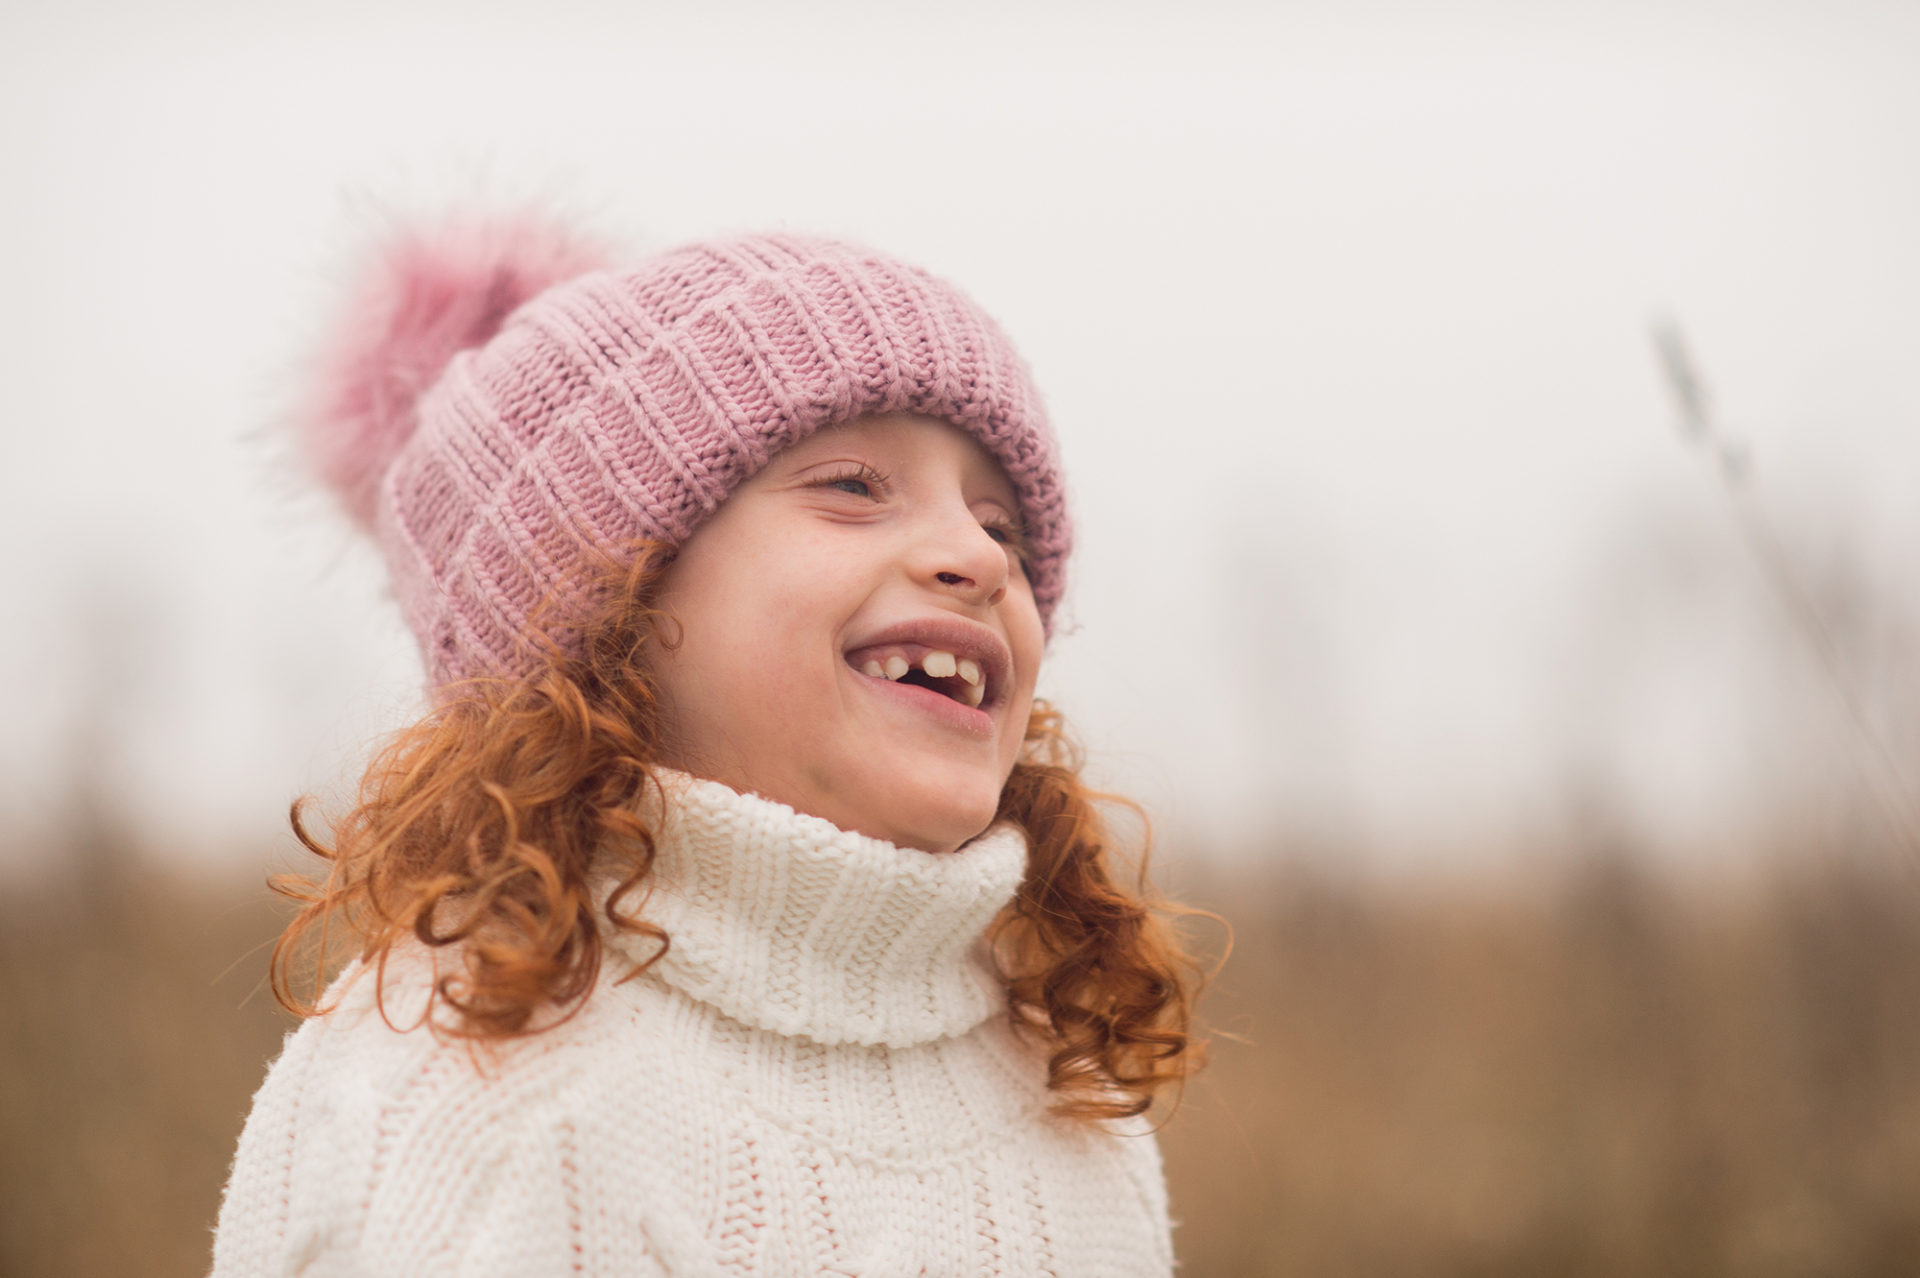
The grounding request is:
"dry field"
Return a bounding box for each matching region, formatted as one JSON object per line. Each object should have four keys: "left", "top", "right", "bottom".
{"left": 5, "top": 832, "right": 1920, "bottom": 1277}
{"left": 1159, "top": 843, "right": 1920, "bottom": 1277}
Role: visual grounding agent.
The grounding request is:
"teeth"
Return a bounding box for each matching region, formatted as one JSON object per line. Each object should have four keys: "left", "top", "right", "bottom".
{"left": 858, "top": 647, "right": 987, "bottom": 706}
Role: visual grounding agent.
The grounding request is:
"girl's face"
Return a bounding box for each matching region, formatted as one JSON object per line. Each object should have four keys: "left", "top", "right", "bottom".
{"left": 646, "top": 414, "right": 1046, "bottom": 854}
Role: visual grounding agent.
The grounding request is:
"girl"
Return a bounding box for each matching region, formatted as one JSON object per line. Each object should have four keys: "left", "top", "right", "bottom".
{"left": 212, "top": 219, "right": 1204, "bottom": 1276}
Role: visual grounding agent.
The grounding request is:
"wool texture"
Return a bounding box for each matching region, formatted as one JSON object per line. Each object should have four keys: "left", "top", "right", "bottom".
{"left": 210, "top": 776, "right": 1173, "bottom": 1277}
{"left": 301, "top": 225, "right": 1072, "bottom": 691}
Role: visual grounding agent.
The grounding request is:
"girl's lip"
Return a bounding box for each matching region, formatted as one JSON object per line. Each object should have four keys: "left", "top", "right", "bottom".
{"left": 846, "top": 662, "right": 996, "bottom": 737}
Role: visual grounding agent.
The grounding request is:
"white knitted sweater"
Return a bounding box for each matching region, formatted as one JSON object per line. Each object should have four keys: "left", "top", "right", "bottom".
{"left": 210, "top": 776, "right": 1174, "bottom": 1277}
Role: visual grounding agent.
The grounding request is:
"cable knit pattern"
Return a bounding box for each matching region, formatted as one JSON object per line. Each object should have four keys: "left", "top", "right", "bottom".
{"left": 211, "top": 779, "right": 1174, "bottom": 1277}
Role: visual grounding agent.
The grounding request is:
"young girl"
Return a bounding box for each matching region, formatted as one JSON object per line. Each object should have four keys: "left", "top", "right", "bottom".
{"left": 212, "top": 219, "right": 1204, "bottom": 1276}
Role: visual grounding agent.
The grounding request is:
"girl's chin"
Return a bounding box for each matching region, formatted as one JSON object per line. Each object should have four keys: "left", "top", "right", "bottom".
{"left": 826, "top": 783, "right": 1005, "bottom": 855}
{"left": 677, "top": 754, "right": 1007, "bottom": 853}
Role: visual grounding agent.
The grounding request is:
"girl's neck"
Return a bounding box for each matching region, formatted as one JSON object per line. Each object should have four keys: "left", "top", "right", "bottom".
{"left": 602, "top": 771, "right": 1027, "bottom": 1048}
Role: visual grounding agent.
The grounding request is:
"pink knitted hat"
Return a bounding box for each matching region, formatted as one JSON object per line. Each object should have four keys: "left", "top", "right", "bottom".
{"left": 301, "top": 219, "right": 1072, "bottom": 690}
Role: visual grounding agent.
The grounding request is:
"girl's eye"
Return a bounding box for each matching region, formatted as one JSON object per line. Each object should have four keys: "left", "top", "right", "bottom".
{"left": 812, "top": 464, "right": 889, "bottom": 500}
{"left": 983, "top": 521, "right": 1030, "bottom": 561}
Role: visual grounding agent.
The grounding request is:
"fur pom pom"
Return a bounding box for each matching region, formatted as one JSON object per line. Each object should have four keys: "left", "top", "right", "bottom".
{"left": 302, "top": 215, "right": 607, "bottom": 529}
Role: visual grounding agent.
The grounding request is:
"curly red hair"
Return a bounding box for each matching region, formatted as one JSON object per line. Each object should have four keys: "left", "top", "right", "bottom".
{"left": 272, "top": 543, "right": 1209, "bottom": 1120}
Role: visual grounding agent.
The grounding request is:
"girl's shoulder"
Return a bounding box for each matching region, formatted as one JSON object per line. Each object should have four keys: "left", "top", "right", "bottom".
{"left": 213, "top": 946, "right": 676, "bottom": 1277}
{"left": 286, "top": 942, "right": 654, "bottom": 1109}
{"left": 230, "top": 940, "right": 666, "bottom": 1206}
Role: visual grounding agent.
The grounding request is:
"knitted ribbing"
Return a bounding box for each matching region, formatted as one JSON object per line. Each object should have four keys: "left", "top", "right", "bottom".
{"left": 627, "top": 773, "right": 1026, "bottom": 1048}
{"left": 340, "top": 232, "right": 1070, "bottom": 691}
{"left": 211, "top": 780, "right": 1175, "bottom": 1277}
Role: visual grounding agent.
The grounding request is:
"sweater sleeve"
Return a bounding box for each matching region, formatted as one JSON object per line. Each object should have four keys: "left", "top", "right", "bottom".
{"left": 209, "top": 989, "right": 668, "bottom": 1278}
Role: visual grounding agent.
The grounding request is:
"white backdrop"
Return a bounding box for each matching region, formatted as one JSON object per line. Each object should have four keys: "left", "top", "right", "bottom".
{"left": 4, "top": 0, "right": 1917, "bottom": 878}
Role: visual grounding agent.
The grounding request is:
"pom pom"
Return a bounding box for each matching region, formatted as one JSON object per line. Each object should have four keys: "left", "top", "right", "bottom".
{"left": 302, "top": 215, "right": 607, "bottom": 529}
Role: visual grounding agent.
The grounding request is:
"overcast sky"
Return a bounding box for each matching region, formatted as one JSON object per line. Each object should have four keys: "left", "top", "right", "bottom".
{"left": 5, "top": 0, "right": 1918, "bottom": 881}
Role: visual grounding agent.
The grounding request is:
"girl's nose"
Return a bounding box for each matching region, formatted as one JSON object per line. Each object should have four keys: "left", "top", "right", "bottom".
{"left": 921, "top": 512, "right": 1011, "bottom": 608}
{"left": 935, "top": 569, "right": 1007, "bottom": 608}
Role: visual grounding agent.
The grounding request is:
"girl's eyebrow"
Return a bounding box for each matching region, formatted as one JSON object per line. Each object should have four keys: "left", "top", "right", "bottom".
{"left": 774, "top": 430, "right": 880, "bottom": 467}
{"left": 788, "top": 450, "right": 873, "bottom": 469}
{"left": 970, "top": 495, "right": 1019, "bottom": 518}
{"left": 757, "top": 443, "right": 849, "bottom": 473}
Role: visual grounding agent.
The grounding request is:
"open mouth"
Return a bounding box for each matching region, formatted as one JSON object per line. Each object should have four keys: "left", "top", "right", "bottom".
{"left": 844, "top": 644, "right": 989, "bottom": 708}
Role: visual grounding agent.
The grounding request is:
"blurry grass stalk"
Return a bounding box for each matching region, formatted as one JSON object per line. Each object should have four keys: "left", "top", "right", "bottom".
{"left": 1650, "top": 318, "right": 1920, "bottom": 866}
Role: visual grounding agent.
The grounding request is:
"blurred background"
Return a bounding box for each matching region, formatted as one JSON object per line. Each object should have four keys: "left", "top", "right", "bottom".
{"left": 5, "top": 0, "right": 1920, "bottom": 1274}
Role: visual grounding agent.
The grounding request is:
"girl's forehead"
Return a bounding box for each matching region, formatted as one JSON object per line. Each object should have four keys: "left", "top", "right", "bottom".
{"left": 790, "top": 413, "right": 947, "bottom": 452}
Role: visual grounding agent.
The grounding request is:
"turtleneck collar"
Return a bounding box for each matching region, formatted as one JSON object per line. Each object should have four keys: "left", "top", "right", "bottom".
{"left": 601, "top": 772, "right": 1028, "bottom": 1049}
